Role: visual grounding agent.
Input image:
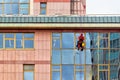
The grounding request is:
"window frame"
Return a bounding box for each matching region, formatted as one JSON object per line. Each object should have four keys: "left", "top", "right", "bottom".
{"left": 40, "top": 2, "right": 47, "bottom": 15}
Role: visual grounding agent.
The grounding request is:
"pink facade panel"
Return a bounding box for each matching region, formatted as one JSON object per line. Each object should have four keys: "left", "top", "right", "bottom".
{"left": 33, "top": 2, "right": 40, "bottom": 15}
{"left": 47, "top": 2, "right": 70, "bottom": 15}
{"left": 0, "top": 30, "right": 51, "bottom": 80}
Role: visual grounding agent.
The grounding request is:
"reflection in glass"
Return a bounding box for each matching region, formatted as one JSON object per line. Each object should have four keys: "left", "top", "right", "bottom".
{"left": 110, "top": 65, "right": 118, "bottom": 80}
{"left": 62, "top": 65, "right": 74, "bottom": 80}
{"left": 99, "top": 39, "right": 108, "bottom": 48}
{"left": 62, "top": 33, "right": 74, "bottom": 48}
{"left": 52, "top": 72, "right": 60, "bottom": 80}
{"left": 110, "top": 49, "right": 119, "bottom": 64}
{"left": 0, "top": 34, "right": 3, "bottom": 48}
{"left": 99, "top": 50, "right": 109, "bottom": 64}
{"left": 76, "top": 72, "right": 84, "bottom": 80}
{"left": 99, "top": 71, "right": 108, "bottom": 80}
{"left": 52, "top": 50, "right": 61, "bottom": 64}
{"left": 24, "top": 72, "right": 34, "bottom": 80}
{"left": 5, "top": 40, "right": 14, "bottom": 48}
{"left": 62, "top": 50, "right": 74, "bottom": 64}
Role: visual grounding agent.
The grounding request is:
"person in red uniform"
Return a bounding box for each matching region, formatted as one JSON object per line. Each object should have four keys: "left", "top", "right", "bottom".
{"left": 76, "top": 34, "right": 84, "bottom": 51}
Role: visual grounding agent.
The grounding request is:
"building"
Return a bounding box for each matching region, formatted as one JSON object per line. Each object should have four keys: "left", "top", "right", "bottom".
{"left": 0, "top": 0, "right": 120, "bottom": 80}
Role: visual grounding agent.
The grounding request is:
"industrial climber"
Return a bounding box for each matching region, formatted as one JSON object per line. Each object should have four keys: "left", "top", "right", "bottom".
{"left": 76, "top": 34, "right": 85, "bottom": 51}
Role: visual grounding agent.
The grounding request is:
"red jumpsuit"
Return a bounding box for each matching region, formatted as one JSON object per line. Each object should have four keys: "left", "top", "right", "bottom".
{"left": 76, "top": 34, "right": 84, "bottom": 51}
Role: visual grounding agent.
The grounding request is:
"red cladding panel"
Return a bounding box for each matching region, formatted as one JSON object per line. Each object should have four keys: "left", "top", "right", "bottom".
{"left": 34, "top": 0, "right": 70, "bottom": 2}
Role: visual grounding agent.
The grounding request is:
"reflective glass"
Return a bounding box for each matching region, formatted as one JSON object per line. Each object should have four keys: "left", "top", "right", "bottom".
{"left": 24, "top": 33, "right": 34, "bottom": 38}
{"left": 4, "top": 0, "right": 11, "bottom": 3}
{"left": 99, "top": 50, "right": 109, "bottom": 64}
{"left": 91, "top": 49, "right": 98, "bottom": 64}
{"left": 24, "top": 40, "right": 34, "bottom": 48}
{"left": 20, "top": 0, "right": 29, "bottom": 3}
{"left": 76, "top": 66, "right": 84, "bottom": 70}
{"left": 86, "top": 66, "right": 92, "bottom": 80}
{"left": 62, "top": 65, "right": 74, "bottom": 80}
{"left": 52, "top": 50, "right": 61, "bottom": 64}
{"left": 40, "top": 9, "right": 46, "bottom": 15}
{"left": 52, "top": 66, "right": 60, "bottom": 70}
{"left": 0, "top": 34, "right": 3, "bottom": 48}
{"left": 12, "top": 4, "right": 19, "bottom": 14}
{"left": 52, "top": 33, "right": 60, "bottom": 37}
{"left": 16, "top": 33, "right": 23, "bottom": 48}
{"left": 20, "top": 9, "right": 28, "bottom": 14}
{"left": 86, "top": 50, "right": 92, "bottom": 64}
{"left": 76, "top": 72, "right": 84, "bottom": 80}
{"left": 52, "top": 72, "right": 60, "bottom": 80}
{"left": 0, "top": 4, "right": 2, "bottom": 14}
{"left": 0, "top": 0, "right": 2, "bottom": 3}
{"left": 85, "top": 33, "right": 91, "bottom": 48}
{"left": 99, "top": 39, "right": 108, "bottom": 48}
{"left": 99, "top": 71, "right": 108, "bottom": 80}
{"left": 110, "top": 49, "right": 119, "bottom": 64}
{"left": 62, "top": 50, "right": 74, "bottom": 64}
{"left": 62, "top": 33, "right": 74, "bottom": 48}
{"left": 5, "top": 34, "right": 14, "bottom": 38}
{"left": 52, "top": 39, "right": 60, "bottom": 48}
{"left": 110, "top": 65, "right": 119, "bottom": 80}
{"left": 5, "top": 40, "right": 14, "bottom": 48}
{"left": 12, "top": 0, "right": 19, "bottom": 2}
{"left": 4, "top": 4, "right": 11, "bottom": 14}
{"left": 40, "top": 3, "right": 46, "bottom": 8}
{"left": 24, "top": 72, "right": 34, "bottom": 80}
{"left": 24, "top": 65, "right": 34, "bottom": 70}
{"left": 75, "top": 50, "right": 85, "bottom": 64}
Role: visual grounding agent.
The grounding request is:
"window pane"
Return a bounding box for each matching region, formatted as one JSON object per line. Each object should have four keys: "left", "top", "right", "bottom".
{"left": 75, "top": 50, "right": 85, "bottom": 64}
{"left": 40, "top": 9, "right": 46, "bottom": 15}
{"left": 99, "top": 71, "right": 108, "bottom": 80}
{"left": 76, "top": 72, "right": 84, "bottom": 80}
{"left": 62, "top": 65, "right": 74, "bottom": 80}
{"left": 20, "top": 9, "right": 28, "bottom": 15}
{"left": 99, "top": 39, "right": 108, "bottom": 48}
{"left": 0, "top": 4, "right": 2, "bottom": 14}
{"left": 24, "top": 40, "right": 34, "bottom": 48}
{"left": 24, "top": 72, "right": 34, "bottom": 80}
{"left": 62, "top": 50, "right": 74, "bottom": 64}
{"left": 86, "top": 50, "right": 92, "bottom": 64}
{"left": 20, "top": 0, "right": 29, "bottom": 3}
{"left": 52, "top": 72, "right": 60, "bottom": 80}
{"left": 4, "top": 4, "right": 11, "bottom": 14}
{"left": 16, "top": 33, "right": 23, "bottom": 48}
{"left": 5, "top": 40, "right": 14, "bottom": 48}
{"left": 24, "top": 33, "right": 34, "bottom": 38}
{"left": 62, "top": 33, "right": 74, "bottom": 48}
{"left": 0, "top": 34, "right": 3, "bottom": 48}
{"left": 52, "top": 50, "right": 61, "bottom": 64}
{"left": 4, "top": 0, "right": 11, "bottom": 3}
{"left": 52, "top": 66, "right": 60, "bottom": 70}
{"left": 5, "top": 34, "right": 14, "bottom": 38}
{"left": 20, "top": 4, "right": 29, "bottom": 15}
{"left": 12, "top": 4, "right": 19, "bottom": 14}
{"left": 52, "top": 39, "right": 60, "bottom": 48}
{"left": 0, "top": 0, "right": 3, "bottom": 3}
{"left": 40, "top": 3, "right": 46, "bottom": 8}
{"left": 12, "top": 0, "right": 19, "bottom": 2}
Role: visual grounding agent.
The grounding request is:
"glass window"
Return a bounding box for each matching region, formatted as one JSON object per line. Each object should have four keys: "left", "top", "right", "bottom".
{"left": 5, "top": 34, "right": 14, "bottom": 38}
{"left": 12, "top": 4, "right": 19, "bottom": 14}
{"left": 52, "top": 50, "right": 61, "bottom": 64}
{"left": 16, "top": 33, "right": 23, "bottom": 48}
{"left": 52, "top": 39, "right": 60, "bottom": 48}
{"left": 0, "top": 4, "right": 2, "bottom": 14}
{"left": 5, "top": 40, "right": 14, "bottom": 48}
{"left": 40, "top": 2, "right": 46, "bottom": 15}
{"left": 62, "top": 33, "right": 74, "bottom": 48}
{"left": 20, "top": 0, "right": 29, "bottom": 3}
{"left": 52, "top": 72, "right": 60, "bottom": 80}
{"left": 12, "top": 0, "right": 19, "bottom": 3}
{"left": 24, "top": 40, "right": 34, "bottom": 48}
{"left": 4, "top": 0, "right": 11, "bottom": 3}
{"left": 24, "top": 33, "right": 34, "bottom": 38}
{"left": 40, "top": 9, "right": 46, "bottom": 15}
{"left": 24, "top": 72, "right": 34, "bottom": 80}
{"left": 62, "top": 65, "right": 74, "bottom": 80}
{"left": 62, "top": 50, "right": 74, "bottom": 64}
{"left": 76, "top": 72, "right": 84, "bottom": 80}
{"left": 0, "top": 34, "right": 3, "bottom": 48}
{"left": 4, "top": 4, "right": 11, "bottom": 14}
{"left": 24, "top": 65, "right": 34, "bottom": 80}
{"left": 20, "top": 4, "right": 29, "bottom": 15}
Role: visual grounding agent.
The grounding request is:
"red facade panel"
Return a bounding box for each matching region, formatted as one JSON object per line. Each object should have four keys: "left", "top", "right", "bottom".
{"left": 34, "top": 0, "right": 70, "bottom": 2}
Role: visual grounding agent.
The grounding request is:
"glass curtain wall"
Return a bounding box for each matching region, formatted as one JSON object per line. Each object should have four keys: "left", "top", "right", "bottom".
{"left": 52, "top": 32, "right": 120, "bottom": 80}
